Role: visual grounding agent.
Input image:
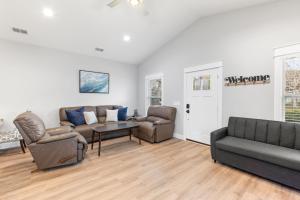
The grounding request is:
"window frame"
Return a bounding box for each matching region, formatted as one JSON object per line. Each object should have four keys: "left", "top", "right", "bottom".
{"left": 145, "top": 73, "right": 164, "bottom": 114}
{"left": 274, "top": 44, "right": 300, "bottom": 121}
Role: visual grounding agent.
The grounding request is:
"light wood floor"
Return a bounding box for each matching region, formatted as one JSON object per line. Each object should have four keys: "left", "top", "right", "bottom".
{"left": 0, "top": 137, "right": 300, "bottom": 200}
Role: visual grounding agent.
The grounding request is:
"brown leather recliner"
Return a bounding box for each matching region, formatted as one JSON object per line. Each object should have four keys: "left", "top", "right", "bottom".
{"left": 14, "top": 111, "right": 88, "bottom": 170}
{"left": 135, "top": 106, "right": 177, "bottom": 143}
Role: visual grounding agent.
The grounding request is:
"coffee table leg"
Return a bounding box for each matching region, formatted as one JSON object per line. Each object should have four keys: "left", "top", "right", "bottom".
{"left": 129, "top": 128, "right": 132, "bottom": 141}
{"left": 98, "top": 133, "right": 101, "bottom": 157}
{"left": 91, "top": 130, "right": 95, "bottom": 150}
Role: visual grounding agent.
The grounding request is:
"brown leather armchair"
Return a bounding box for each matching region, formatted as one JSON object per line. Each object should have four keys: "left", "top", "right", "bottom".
{"left": 14, "top": 111, "right": 88, "bottom": 170}
{"left": 135, "top": 106, "right": 177, "bottom": 143}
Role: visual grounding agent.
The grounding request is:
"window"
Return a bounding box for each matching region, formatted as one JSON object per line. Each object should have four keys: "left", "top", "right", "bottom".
{"left": 274, "top": 44, "right": 300, "bottom": 122}
{"left": 283, "top": 56, "right": 300, "bottom": 122}
{"left": 145, "top": 74, "right": 163, "bottom": 111}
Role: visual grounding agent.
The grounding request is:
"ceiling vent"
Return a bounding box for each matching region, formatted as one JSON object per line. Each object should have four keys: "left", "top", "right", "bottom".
{"left": 12, "top": 27, "right": 28, "bottom": 35}
{"left": 95, "top": 48, "right": 104, "bottom": 52}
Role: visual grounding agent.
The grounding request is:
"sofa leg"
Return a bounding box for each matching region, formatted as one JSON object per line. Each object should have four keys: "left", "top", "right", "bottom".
{"left": 214, "top": 160, "right": 216, "bottom": 163}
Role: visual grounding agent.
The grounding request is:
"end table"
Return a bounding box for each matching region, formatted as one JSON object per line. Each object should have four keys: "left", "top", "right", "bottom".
{"left": 0, "top": 129, "right": 26, "bottom": 153}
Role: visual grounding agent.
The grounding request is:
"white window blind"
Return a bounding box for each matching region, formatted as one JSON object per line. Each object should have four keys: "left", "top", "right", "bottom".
{"left": 284, "top": 56, "right": 300, "bottom": 122}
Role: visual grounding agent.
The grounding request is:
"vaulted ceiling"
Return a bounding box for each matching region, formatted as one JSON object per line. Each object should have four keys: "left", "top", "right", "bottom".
{"left": 0, "top": 0, "right": 278, "bottom": 64}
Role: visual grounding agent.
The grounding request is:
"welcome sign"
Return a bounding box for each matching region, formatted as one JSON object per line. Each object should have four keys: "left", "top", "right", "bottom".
{"left": 225, "top": 75, "right": 270, "bottom": 86}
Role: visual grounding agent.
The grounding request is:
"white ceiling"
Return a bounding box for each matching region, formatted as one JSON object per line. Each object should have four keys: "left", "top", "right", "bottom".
{"left": 0, "top": 0, "right": 278, "bottom": 65}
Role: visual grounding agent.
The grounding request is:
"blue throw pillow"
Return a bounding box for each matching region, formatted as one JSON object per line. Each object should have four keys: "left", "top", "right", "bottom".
{"left": 118, "top": 107, "right": 128, "bottom": 121}
{"left": 65, "top": 107, "right": 85, "bottom": 126}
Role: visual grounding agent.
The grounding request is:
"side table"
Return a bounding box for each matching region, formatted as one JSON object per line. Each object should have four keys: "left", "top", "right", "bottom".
{"left": 0, "top": 129, "right": 26, "bottom": 153}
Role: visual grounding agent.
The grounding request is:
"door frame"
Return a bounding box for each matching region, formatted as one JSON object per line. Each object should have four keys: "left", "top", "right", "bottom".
{"left": 183, "top": 62, "right": 223, "bottom": 142}
{"left": 274, "top": 43, "right": 300, "bottom": 121}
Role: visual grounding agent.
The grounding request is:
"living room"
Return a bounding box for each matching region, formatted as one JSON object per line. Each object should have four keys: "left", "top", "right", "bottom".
{"left": 0, "top": 0, "right": 300, "bottom": 199}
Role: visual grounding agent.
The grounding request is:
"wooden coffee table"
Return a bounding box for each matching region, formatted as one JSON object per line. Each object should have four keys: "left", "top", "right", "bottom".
{"left": 91, "top": 122, "right": 141, "bottom": 156}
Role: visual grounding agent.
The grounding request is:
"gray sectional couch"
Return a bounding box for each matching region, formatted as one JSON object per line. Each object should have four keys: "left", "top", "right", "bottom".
{"left": 211, "top": 117, "right": 300, "bottom": 190}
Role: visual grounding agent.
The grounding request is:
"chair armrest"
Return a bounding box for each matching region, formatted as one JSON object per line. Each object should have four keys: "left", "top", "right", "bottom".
{"left": 37, "top": 132, "right": 78, "bottom": 144}
{"left": 153, "top": 119, "right": 171, "bottom": 125}
{"left": 60, "top": 121, "right": 75, "bottom": 128}
{"left": 210, "top": 127, "right": 228, "bottom": 160}
{"left": 46, "top": 126, "right": 73, "bottom": 136}
{"left": 135, "top": 116, "right": 147, "bottom": 122}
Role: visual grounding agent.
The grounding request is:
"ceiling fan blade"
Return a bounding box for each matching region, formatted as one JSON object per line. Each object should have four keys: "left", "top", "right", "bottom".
{"left": 107, "top": 0, "right": 122, "bottom": 8}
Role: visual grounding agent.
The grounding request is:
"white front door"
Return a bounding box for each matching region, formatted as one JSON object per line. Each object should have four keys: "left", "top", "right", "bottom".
{"left": 184, "top": 65, "right": 222, "bottom": 145}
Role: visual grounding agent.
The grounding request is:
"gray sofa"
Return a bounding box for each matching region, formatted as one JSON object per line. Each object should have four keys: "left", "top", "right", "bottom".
{"left": 211, "top": 117, "right": 300, "bottom": 190}
{"left": 14, "top": 111, "right": 88, "bottom": 170}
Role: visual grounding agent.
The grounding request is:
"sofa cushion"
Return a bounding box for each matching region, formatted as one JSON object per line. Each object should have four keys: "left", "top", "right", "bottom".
{"left": 75, "top": 124, "right": 101, "bottom": 138}
{"left": 280, "top": 123, "right": 296, "bottom": 148}
{"left": 244, "top": 119, "right": 256, "bottom": 140}
{"left": 234, "top": 118, "right": 246, "bottom": 138}
{"left": 66, "top": 107, "right": 85, "bottom": 126}
{"left": 137, "top": 121, "right": 156, "bottom": 138}
{"left": 97, "top": 117, "right": 106, "bottom": 124}
{"left": 147, "top": 116, "right": 165, "bottom": 123}
{"left": 267, "top": 121, "right": 281, "bottom": 145}
{"left": 147, "top": 106, "right": 176, "bottom": 121}
{"left": 96, "top": 106, "right": 114, "bottom": 117}
{"left": 295, "top": 124, "right": 300, "bottom": 150}
{"left": 255, "top": 120, "right": 268, "bottom": 143}
{"left": 216, "top": 136, "right": 300, "bottom": 171}
{"left": 228, "top": 117, "right": 236, "bottom": 137}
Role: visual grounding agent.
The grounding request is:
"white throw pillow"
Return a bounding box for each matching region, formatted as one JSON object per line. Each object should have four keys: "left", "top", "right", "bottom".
{"left": 106, "top": 109, "right": 118, "bottom": 122}
{"left": 83, "top": 112, "right": 98, "bottom": 125}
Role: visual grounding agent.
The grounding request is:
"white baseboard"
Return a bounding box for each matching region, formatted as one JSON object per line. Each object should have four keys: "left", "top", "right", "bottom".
{"left": 173, "top": 133, "right": 185, "bottom": 140}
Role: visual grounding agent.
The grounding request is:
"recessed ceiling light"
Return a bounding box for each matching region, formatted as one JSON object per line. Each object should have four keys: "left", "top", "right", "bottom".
{"left": 43, "top": 8, "right": 54, "bottom": 17}
{"left": 123, "top": 35, "right": 131, "bottom": 42}
{"left": 128, "top": 0, "right": 143, "bottom": 7}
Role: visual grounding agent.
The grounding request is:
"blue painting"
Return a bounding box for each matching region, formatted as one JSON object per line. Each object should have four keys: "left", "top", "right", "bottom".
{"left": 79, "top": 70, "right": 109, "bottom": 93}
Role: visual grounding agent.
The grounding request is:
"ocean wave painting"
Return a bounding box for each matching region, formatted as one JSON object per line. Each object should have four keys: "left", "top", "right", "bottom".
{"left": 79, "top": 70, "right": 109, "bottom": 93}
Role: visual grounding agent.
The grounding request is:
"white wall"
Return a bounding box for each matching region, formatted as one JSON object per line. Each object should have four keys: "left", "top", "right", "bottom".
{"left": 138, "top": 0, "right": 300, "bottom": 135}
{"left": 0, "top": 39, "right": 138, "bottom": 131}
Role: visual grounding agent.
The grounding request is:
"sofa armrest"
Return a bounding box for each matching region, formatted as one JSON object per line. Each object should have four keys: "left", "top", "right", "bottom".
{"left": 153, "top": 119, "right": 171, "bottom": 125}
{"left": 37, "top": 132, "right": 78, "bottom": 144}
{"left": 60, "top": 121, "right": 75, "bottom": 128}
{"left": 46, "top": 126, "right": 73, "bottom": 136}
{"left": 135, "top": 116, "right": 147, "bottom": 122}
{"left": 210, "top": 127, "right": 228, "bottom": 161}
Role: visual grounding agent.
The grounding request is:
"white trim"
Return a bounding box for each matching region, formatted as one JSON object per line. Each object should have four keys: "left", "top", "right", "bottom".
{"left": 173, "top": 133, "right": 185, "bottom": 140}
{"left": 274, "top": 44, "right": 300, "bottom": 121}
{"left": 274, "top": 56, "right": 284, "bottom": 121}
{"left": 183, "top": 62, "right": 223, "bottom": 143}
{"left": 184, "top": 62, "right": 223, "bottom": 73}
{"left": 145, "top": 73, "right": 164, "bottom": 114}
{"left": 274, "top": 43, "right": 300, "bottom": 57}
